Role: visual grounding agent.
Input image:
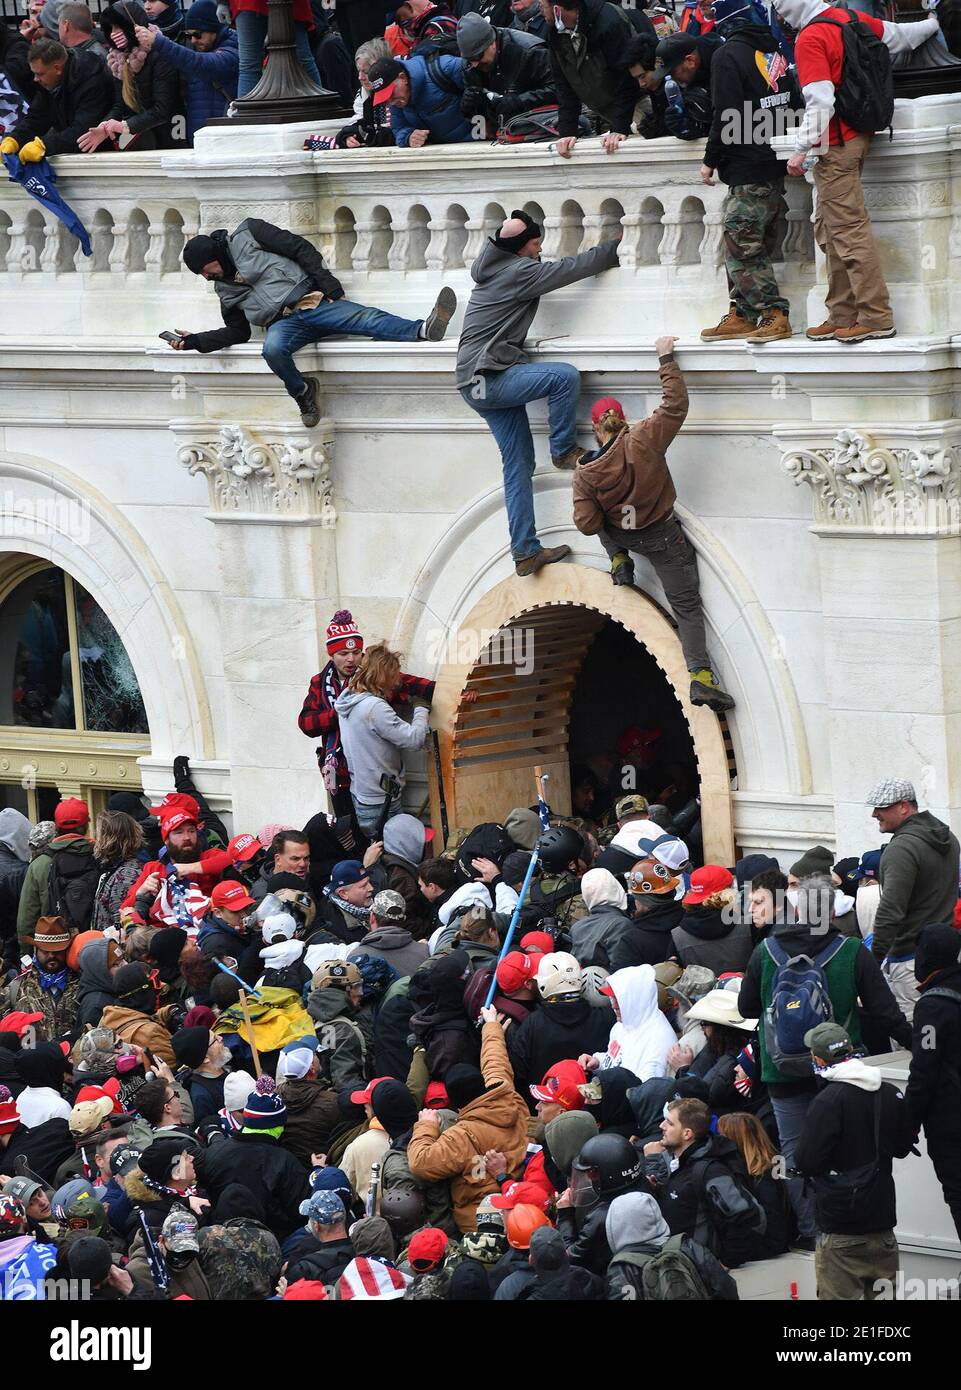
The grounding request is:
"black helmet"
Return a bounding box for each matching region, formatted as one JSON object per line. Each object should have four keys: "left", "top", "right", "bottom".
{"left": 572, "top": 1133, "right": 643, "bottom": 1200}
{"left": 380, "top": 1186, "right": 426, "bottom": 1239}
{"left": 536, "top": 825, "right": 584, "bottom": 873}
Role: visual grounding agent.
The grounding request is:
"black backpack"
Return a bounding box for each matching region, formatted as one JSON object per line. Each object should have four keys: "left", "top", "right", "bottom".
{"left": 808, "top": 14, "right": 894, "bottom": 140}
{"left": 456, "top": 821, "right": 515, "bottom": 878}
{"left": 46, "top": 846, "right": 100, "bottom": 932}
{"left": 693, "top": 1160, "right": 767, "bottom": 1268}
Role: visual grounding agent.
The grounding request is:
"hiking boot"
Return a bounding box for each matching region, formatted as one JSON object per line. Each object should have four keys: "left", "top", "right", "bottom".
{"left": 296, "top": 376, "right": 321, "bottom": 428}
{"left": 834, "top": 323, "right": 897, "bottom": 344}
{"left": 806, "top": 320, "right": 844, "bottom": 341}
{"left": 689, "top": 668, "right": 736, "bottom": 712}
{"left": 700, "top": 307, "right": 756, "bottom": 341}
{"left": 610, "top": 551, "right": 635, "bottom": 587}
{"left": 552, "top": 445, "right": 588, "bottom": 470}
{"left": 422, "top": 286, "right": 457, "bottom": 341}
{"left": 515, "top": 544, "right": 572, "bottom": 577}
{"left": 746, "top": 309, "right": 793, "bottom": 344}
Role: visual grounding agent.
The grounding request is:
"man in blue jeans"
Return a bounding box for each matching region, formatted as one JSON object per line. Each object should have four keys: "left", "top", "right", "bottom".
{"left": 174, "top": 218, "right": 456, "bottom": 426}
{"left": 456, "top": 209, "right": 620, "bottom": 575}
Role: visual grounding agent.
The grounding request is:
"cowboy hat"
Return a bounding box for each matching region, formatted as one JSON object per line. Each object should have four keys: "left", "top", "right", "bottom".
{"left": 685, "top": 988, "right": 757, "bottom": 1031}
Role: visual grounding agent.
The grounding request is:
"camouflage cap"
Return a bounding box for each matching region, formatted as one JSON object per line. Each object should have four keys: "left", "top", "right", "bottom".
{"left": 162, "top": 1204, "right": 200, "bottom": 1254}
{"left": 371, "top": 889, "right": 406, "bottom": 924}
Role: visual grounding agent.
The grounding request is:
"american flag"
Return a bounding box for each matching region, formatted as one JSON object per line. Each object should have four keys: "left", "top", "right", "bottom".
{"left": 757, "top": 49, "right": 789, "bottom": 89}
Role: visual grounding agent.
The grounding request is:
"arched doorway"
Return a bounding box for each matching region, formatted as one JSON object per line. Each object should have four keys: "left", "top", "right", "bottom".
{"left": 428, "top": 565, "right": 736, "bottom": 864}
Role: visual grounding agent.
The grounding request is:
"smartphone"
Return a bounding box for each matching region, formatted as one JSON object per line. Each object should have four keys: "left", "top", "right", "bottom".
{"left": 143, "top": 1046, "right": 156, "bottom": 1068}
{"left": 158, "top": 330, "right": 182, "bottom": 345}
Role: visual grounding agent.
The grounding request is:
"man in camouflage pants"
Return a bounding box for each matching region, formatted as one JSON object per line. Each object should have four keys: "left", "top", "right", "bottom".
{"left": 697, "top": 7, "right": 799, "bottom": 344}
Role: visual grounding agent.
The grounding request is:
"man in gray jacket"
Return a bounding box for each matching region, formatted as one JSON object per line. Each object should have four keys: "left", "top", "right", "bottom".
{"left": 456, "top": 208, "right": 619, "bottom": 576}
{"left": 867, "top": 776, "right": 961, "bottom": 1021}
{"left": 174, "top": 218, "right": 456, "bottom": 428}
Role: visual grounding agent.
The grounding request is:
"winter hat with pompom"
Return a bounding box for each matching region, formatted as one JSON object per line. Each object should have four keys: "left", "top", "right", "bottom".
{"left": 242, "top": 1075, "right": 287, "bottom": 1132}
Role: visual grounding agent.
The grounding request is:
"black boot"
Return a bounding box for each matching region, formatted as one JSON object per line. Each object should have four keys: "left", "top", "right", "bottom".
{"left": 296, "top": 377, "right": 321, "bottom": 428}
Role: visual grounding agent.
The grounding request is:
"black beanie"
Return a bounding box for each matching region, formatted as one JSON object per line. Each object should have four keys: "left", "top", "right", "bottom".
{"left": 149, "top": 927, "right": 188, "bottom": 968}
{"left": 209, "top": 973, "right": 241, "bottom": 1009}
{"left": 16, "top": 1041, "right": 69, "bottom": 1089}
{"left": 68, "top": 1235, "right": 113, "bottom": 1284}
{"left": 915, "top": 922, "right": 961, "bottom": 983}
{"left": 138, "top": 1136, "right": 188, "bottom": 1185}
{"left": 171, "top": 1026, "right": 209, "bottom": 1071}
{"left": 112, "top": 963, "right": 154, "bottom": 1013}
{"left": 492, "top": 209, "right": 542, "bottom": 254}
{"left": 445, "top": 1063, "right": 486, "bottom": 1110}
{"left": 371, "top": 1079, "right": 417, "bottom": 1139}
{"left": 107, "top": 792, "right": 150, "bottom": 823}
{"left": 182, "top": 234, "right": 219, "bottom": 274}
{"left": 211, "top": 1181, "right": 265, "bottom": 1224}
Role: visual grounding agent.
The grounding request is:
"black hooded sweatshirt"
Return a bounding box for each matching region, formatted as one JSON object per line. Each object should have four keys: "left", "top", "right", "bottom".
{"left": 905, "top": 923, "right": 961, "bottom": 1142}
{"left": 703, "top": 22, "right": 800, "bottom": 185}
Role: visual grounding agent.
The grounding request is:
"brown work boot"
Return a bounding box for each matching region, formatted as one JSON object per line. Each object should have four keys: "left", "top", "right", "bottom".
{"left": 552, "top": 446, "right": 588, "bottom": 471}
{"left": 805, "top": 320, "right": 844, "bottom": 341}
{"left": 834, "top": 323, "right": 897, "bottom": 344}
{"left": 700, "top": 306, "right": 756, "bottom": 341}
{"left": 514, "top": 544, "right": 572, "bottom": 577}
{"left": 746, "top": 309, "right": 793, "bottom": 344}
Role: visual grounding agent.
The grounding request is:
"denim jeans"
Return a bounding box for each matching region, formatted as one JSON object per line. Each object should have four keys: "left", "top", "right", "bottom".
{"left": 263, "top": 300, "right": 422, "bottom": 397}
{"left": 352, "top": 793, "right": 402, "bottom": 837}
{"left": 772, "top": 1091, "right": 817, "bottom": 1239}
{"left": 460, "top": 361, "right": 580, "bottom": 560}
{"left": 235, "top": 11, "right": 323, "bottom": 97}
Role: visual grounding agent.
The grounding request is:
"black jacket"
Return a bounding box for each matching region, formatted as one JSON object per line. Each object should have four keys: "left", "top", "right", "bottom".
{"left": 507, "top": 997, "right": 613, "bottom": 1101}
{"left": 704, "top": 23, "right": 799, "bottom": 184}
{"left": 0, "top": 24, "right": 31, "bottom": 96}
{"left": 512, "top": 4, "right": 548, "bottom": 40}
{"left": 547, "top": 0, "right": 650, "bottom": 137}
{"left": 0, "top": 843, "right": 28, "bottom": 944}
{"left": 461, "top": 26, "right": 555, "bottom": 121}
{"left": 605, "top": 1233, "right": 738, "bottom": 1301}
{"left": 285, "top": 1234, "right": 355, "bottom": 1284}
{"left": 183, "top": 220, "right": 345, "bottom": 353}
{"left": 556, "top": 1195, "right": 618, "bottom": 1275}
{"left": 335, "top": 87, "right": 395, "bottom": 149}
{"left": 671, "top": 904, "right": 753, "bottom": 974}
{"left": 100, "top": 1, "right": 181, "bottom": 146}
{"left": 373, "top": 990, "right": 418, "bottom": 1079}
{"left": 644, "top": 1131, "right": 756, "bottom": 1261}
{"left": 4, "top": 1117, "right": 74, "bottom": 1184}
{"left": 12, "top": 47, "right": 114, "bottom": 154}
{"left": 201, "top": 1131, "right": 309, "bottom": 1240}
{"left": 793, "top": 1070, "right": 915, "bottom": 1234}
{"left": 906, "top": 949, "right": 961, "bottom": 1143}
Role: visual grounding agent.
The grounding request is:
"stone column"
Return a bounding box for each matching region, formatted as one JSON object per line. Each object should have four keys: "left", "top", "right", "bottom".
{"left": 174, "top": 417, "right": 339, "bottom": 830}
{"left": 779, "top": 423, "right": 961, "bottom": 851}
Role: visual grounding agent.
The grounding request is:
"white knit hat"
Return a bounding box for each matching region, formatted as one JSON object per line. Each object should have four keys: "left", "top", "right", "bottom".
{"left": 223, "top": 1070, "right": 257, "bottom": 1112}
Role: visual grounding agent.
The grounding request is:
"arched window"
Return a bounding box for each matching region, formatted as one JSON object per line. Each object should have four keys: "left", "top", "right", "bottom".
{"left": 0, "top": 560, "right": 150, "bottom": 821}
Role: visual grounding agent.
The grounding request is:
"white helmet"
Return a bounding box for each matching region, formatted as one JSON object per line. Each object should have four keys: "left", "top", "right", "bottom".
{"left": 537, "top": 951, "right": 583, "bottom": 1000}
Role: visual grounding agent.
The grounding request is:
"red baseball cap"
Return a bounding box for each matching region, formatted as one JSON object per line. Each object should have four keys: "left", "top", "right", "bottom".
{"left": 349, "top": 1076, "right": 393, "bottom": 1106}
{"left": 150, "top": 791, "right": 201, "bottom": 820}
{"left": 424, "top": 1081, "right": 448, "bottom": 1109}
{"left": 407, "top": 1227, "right": 448, "bottom": 1272}
{"left": 160, "top": 808, "right": 197, "bottom": 840}
{"left": 76, "top": 1079, "right": 124, "bottom": 1115}
{"left": 682, "top": 864, "right": 735, "bottom": 906}
{"left": 0, "top": 1011, "right": 43, "bottom": 1038}
{"left": 490, "top": 1180, "right": 551, "bottom": 1211}
{"left": 227, "top": 832, "right": 261, "bottom": 864}
{"left": 495, "top": 950, "right": 537, "bottom": 995}
{"left": 210, "top": 880, "right": 256, "bottom": 911}
{"left": 541, "top": 1059, "right": 587, "bottom": 1088}
{"left": 283, "top": 1279, "right": 329, "bottom": 1301}
{"left": 590, "top": 395, "right": 625, "bottom": 426}
{"left": 54, "top": 797, "right": 89, "bottom": 830}
{"left": 529, "top": 1074, "right": 585, "bottom": 1112}
{"left": 519, "top": 931, "right": 554, "bottom": 956}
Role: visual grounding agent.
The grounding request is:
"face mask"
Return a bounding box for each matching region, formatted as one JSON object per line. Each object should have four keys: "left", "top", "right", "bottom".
{"left": 553, "top": 5, "right": 570, "bottom": 29}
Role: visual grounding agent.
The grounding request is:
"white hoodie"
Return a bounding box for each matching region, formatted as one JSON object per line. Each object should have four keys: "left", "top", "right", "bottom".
{"left": 820, "top": 1056, "right": 882, "bottom": 1091}
{"left": 775, "top": 0, "right": 939, "bottom": 152}
{"left": 593, "top": 964, "right": 678, "bottom": 1082}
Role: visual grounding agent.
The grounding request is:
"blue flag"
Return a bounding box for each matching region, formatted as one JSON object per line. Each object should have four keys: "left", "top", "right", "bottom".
{"left": 2, "top": 153, "right": 91, "bottom": 256}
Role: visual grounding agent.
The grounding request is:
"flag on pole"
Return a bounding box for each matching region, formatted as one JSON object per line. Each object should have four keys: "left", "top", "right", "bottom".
{"left": 2, "top": 153, "right": 91, "bottom": 256}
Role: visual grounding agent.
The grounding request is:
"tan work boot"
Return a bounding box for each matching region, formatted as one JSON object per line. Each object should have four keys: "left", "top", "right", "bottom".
{"left": 834, "top": 323, "right": 897, "bottom": 344}
{"left": 805, "top": 320, "right": 844, "bottom": 341}
{"left": 700, "top": 307, "right": 756, "bottom": 341}
{"left": 515, "top": 544, "right": 572, "bottom": 577}
{"left": 746, "top": 309, "right": 793, "bottom": 344}
{"left": 552, "top": 445, "right": 588, "bottom": 471}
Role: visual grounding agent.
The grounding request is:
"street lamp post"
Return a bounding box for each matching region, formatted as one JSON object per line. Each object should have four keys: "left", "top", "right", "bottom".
{"left": 228, "top": 0, "right": 348, "bottom": 123}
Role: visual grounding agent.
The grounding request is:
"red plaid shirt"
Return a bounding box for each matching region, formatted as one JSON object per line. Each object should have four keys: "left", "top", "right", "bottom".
{"left": 298, "top": 662, "right": 435, "bottom": 789}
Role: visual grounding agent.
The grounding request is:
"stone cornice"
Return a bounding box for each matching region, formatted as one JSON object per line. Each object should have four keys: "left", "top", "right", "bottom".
{"left": 171, "top": 419, "right": 337, "bottom": 521}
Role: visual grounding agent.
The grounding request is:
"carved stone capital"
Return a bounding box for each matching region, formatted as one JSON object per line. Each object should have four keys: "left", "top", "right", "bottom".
{"left": 780, "top": 427, "right": 961, "bottom": 534}
{"left": 174, "top": 420, "right": 337, "bottom": 522}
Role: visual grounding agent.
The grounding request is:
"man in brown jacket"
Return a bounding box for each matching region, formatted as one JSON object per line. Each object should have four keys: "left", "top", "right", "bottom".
{"left": 407, "top": 1006, "right": 529, "bottom": 1233}
{"left": 573, "top": 335, "right": 734, "bottom": 713}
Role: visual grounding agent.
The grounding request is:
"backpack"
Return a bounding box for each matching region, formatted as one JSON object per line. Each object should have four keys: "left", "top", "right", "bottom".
{"left": 694, "top": 1162, "right": 768, "bottom": 1268}
{"left": 46, "top": 846, "right": 100, "bottom": 933}
{"left": 807, "top": 14, "right": 894, "bottom": 140}
{"left": 609, "top": 1236, "right": 710, "bottom": 1300}
{"left": 763, "top": 934, "right": 849, "bottom": 1078}
{"left": 456, "top": 821, "right": 515, "bottom": 878}
{"left": 494, "top": 105, "right": 594, "bottom": 144}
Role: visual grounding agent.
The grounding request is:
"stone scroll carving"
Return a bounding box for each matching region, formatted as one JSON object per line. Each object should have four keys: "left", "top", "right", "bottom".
{"left": 177, "top": 423, "right": 337, "bottom": 523}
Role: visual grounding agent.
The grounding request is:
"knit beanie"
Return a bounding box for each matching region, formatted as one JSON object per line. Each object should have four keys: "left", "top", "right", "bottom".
{"left": 112, "top": 963, "right": 154, "bottom": 1011}
{"left": 789, "top": 844, "right": 834, "bottom": 880}
{"left": 242, "top": 1075, "right": 287, "bottom": 1131}
{"left": 223, "top": 1070, "right": 257, "bottom": 1112}
{"left": 149, "top": 927, "right": 188, "bottom": 969}
{"left": 326, "top": 609, "right": 363, "bottom": 656}
{"left": 171, "top": 1026, "right": 210, "bottom": 1071}
{"left": 183, "top": 0, "right": 220, "bottom": 30}
{"left": 182, "top": 234, "right": 219, "bottom": 274}
{"left": 370, "top": 1079, "right": 417, "bottom": 1139}
{"left": 138, "top": 1136, "right": 189, "bottom": 1185}
{"left": 445, "top": 1064, "right": 486, "bottom": 1110}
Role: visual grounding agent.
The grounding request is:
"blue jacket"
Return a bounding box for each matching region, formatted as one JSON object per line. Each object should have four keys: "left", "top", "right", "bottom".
{"left": 153, "top": 27, "right": 239, "bottom": 142}
{"left": 390, "top": 54, "right": 472, "bottom": 147}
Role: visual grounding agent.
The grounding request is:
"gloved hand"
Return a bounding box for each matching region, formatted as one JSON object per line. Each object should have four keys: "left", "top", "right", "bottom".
{"left": 18, "top": 137, "right": 45, "bottom": 163}
{"left": 0, "top": 136, "right": 19, "bottom": 156}
{"left": 460, "top": 85, "right": 488, "bottom": 118}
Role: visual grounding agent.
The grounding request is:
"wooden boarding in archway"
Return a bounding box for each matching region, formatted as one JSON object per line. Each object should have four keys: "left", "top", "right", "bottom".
{"left": 427, "top": 564, "right": 736, "bottom": 864}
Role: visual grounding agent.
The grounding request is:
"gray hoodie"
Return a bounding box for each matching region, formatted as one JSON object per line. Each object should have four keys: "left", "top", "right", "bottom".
{"left": 334, "top": 691, "right": 429, "bottom": 804}
{"left": 455, "top": 237, "right": 620, "bottom": 388}
{"left": 605, "top": 1191, "right": 671, "bottom": 1254}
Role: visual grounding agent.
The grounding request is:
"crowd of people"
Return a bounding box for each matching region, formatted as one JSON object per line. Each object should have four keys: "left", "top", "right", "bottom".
{"left": 0, "top": 617, "right": 960, "bottom": 1303}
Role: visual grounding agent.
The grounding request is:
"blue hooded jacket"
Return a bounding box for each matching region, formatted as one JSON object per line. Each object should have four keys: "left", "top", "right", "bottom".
{"left": 153, "top": 26, "right": 239, "bottom": 142}
{"left": 390, "top": 54, "right": 472, "bottom": 147}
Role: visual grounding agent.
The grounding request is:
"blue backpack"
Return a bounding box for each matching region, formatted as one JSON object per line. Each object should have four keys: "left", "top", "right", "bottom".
{"left": 763, "top": 935, "right": 849, "bottom": 1077}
